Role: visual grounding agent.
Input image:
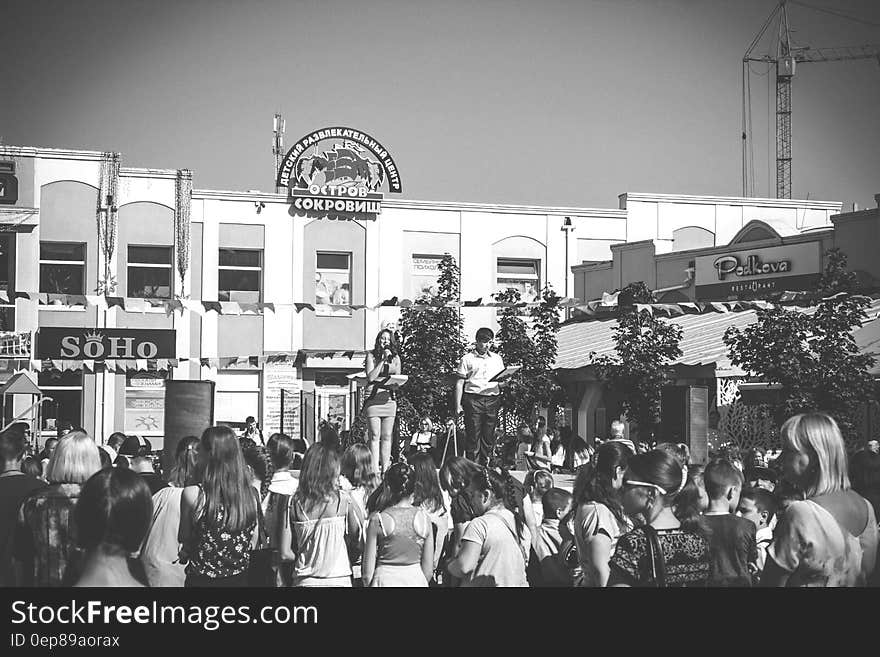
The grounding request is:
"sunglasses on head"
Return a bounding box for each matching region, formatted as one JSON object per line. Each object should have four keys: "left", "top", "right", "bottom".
{"left": 622, "top": 479, "right": 667, "bottom": 495}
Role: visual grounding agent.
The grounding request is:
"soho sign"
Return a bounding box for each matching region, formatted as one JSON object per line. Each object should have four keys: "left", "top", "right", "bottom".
{"left": 37, "top": 328, "right": 176, "bottom": 361}
{"left": 61, "top": 333, "right": 158, "bottom": 359}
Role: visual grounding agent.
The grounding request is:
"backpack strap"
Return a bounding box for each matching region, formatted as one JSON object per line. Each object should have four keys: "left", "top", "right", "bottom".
{"left": 642, "top": 526, "right": 667, "bottom": 588}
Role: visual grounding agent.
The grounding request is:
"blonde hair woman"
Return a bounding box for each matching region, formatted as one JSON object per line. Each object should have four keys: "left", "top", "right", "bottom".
{"left": 762, "top": 413, "right": 878, "bottom": 587}
{"left": 16, "top": 431, "right": 102, "bottom": 586}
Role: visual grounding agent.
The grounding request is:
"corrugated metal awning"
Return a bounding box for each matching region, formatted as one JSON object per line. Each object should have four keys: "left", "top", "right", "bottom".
{"left": 555, "top": 298, "right": 880, "bottom": 377}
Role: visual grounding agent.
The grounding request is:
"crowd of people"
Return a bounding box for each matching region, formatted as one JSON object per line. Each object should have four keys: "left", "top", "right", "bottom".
{"left": 0, "top": 407, "right": 878, "bottom": 587}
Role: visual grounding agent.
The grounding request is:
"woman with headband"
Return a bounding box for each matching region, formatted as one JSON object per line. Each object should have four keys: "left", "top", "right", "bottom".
{"left": 608, "top": 449, "right": 711, "bottom": 587}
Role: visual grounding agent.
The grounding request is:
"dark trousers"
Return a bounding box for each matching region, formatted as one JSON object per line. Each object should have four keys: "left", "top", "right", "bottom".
{"left": 461, "top": 392, "right": 501, "bottom": 463}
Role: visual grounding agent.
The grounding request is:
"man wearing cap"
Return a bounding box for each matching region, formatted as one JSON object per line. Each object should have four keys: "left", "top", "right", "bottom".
{"left": 454, "top": 327, "right": 507, "bottom": 465}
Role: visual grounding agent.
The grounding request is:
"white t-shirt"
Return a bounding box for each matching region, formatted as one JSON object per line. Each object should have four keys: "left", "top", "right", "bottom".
{"left": 460, "top": 508, "right": 529, "bottom": 587}
{"left": 456, "top": 350, "right": 505, "bottom": 396}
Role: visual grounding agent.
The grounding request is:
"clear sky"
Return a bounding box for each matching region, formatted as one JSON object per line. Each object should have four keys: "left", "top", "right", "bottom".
{"left": 2, "top": 0, "right": 878, "bottom": 209}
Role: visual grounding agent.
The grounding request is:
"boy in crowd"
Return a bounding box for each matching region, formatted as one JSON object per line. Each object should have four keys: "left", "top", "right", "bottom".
{"left": 702, "top": 458, "right": 757, "bottom": 586}
{"left": 736, "top": 486, "right": 778, "bottom": 580}
{"left": 529, "top": 488, "right": 573, "bottom": 587}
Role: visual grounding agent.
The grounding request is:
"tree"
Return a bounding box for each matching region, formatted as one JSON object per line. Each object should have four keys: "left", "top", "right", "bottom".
{"left": 723, "top": 248, "right": 876, "bottom": 446}
{"left": 592, "top": 282, "right": 683, "bottom": 443}
{"left": 398, "top": 254, "right": 467, "bottom": 424}
{"left": 493, "top": 285, "right": 565, "bottom": 425}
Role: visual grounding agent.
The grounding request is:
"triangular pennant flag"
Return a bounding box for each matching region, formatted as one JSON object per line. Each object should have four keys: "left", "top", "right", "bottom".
{"left": 202, "top": 301, "right": 222, "bottom": 314}
{"left": 156, "top": 358, "right": 168, "bottom": 371}
{"left": 600, "top": 291, "right": 620, "bottom": 307}
{"left": 169, "top": 358, "right": 179, "bottom": 367}
{"left": 294, "top": 303, "right": 314, "bottom": 313}
{"left": 379, "top": 296, "right": 398, "bottom": 307}
{"left": 200, "top": 358, "right": 210, "bottom": 367}
{"left": 106, "top": 297, "right": 125, "bottom": 309}
{"left": 183, "top": 300, "right": 205, "bottom": 316}
{"left": 14, "top": 291, "right": 31, "bottom": 300}
{"left": 125, "top": 298, "right": 148, "bottom": 313}
{"left": 464, "top": 298, "right": 483, "bottom": 307}
{"left": 343, "top": 351, "right": 355, "bottom": 359}
{"left": 220, "top": 302, "right": 240, "bottom": 315}
{"left": 82, "top": 360, "right": 95, "bottom": 372}
{"left": 136, "top": 359, "right": 148, "bottom": 371}
{"left": 68, "top": 295, "right": 87, "bottom": 307}
{"left": 85, "top": 295, "right": 107, "bottom": 310}
{"left": 240, "top": 303, "right": 259, "bottom": 314}
{"left": 350, "top": 304, "right": 366, "bottom": 310}
{"left": 0, "top": 291, "right": 8, "bottom": 303}
{"left": 261, "top": 303, "right": 275, "bottom": 314}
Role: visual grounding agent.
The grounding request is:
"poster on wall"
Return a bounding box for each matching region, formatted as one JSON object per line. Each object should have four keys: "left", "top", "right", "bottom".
{"left": 262, "top": 362, "right": 300, "bottom": 437}
{"left": 411, "top": 255, "right": 442, "bottom": 299}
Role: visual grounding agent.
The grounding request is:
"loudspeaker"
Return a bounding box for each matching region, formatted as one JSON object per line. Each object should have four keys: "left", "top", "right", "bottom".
{"left": 661, "top": 385, "right": 708, "bottom": 465}
{"left": 163, "top": 380, "right": 215, "bottom": 474}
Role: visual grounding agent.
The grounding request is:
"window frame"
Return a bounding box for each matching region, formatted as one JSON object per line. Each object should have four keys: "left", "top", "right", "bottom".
{"left": 315, "top": 251, "right": 352, "bottom": 317}
{"left": 218, "top": 248, "right": 263, "bottom": 303}
{"left": 496, "top": 257, "right": 541, "bottom": 302}
{"left": 127, "top": 245, "right": 174, "bottom": 299}
{"left": 39, "top": 241, "right": 87, "bottom": 296}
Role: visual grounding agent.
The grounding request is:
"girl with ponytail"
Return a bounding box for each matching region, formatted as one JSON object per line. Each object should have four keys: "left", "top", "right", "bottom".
{"left": 447, "top": 466, "right": 530, "bottom": 587}
{"left": 607, "top": 449, "right": 711, "bottom": 587}
{"left": 362, "top": 463, "right": 434, "bottom": 586}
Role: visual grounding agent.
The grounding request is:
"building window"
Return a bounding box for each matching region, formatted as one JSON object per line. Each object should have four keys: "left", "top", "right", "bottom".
{"left": 38, "top": 370, "right": 82, "bottom": 433}
{"left": 496, "top": 258, "right": 540, "bottom": 303}
{"left": 125, "top": 372, "right": 167, "bottom": 436}
{"left": 315, "top": 252, "right": 351, "bottom": 316}
{"left": 219, "top": 249, "right": 262, "bottom": 303}
{"left": 40, "top": 242, "right": 85, "bottom": 295}
{"left": 215, "top": 370, "right": 261, "bottom": 427}
{"left": 0, "top": 235, "right": 14, "bottom": 331}
{"left": 411, "top": 254, "right": 442, "bottom": 299}
{"left": 128, "top": 246, "right": 173, "bottom": 299}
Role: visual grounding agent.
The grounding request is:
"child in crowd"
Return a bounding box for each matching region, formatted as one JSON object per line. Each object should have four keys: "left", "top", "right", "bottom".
{"left": 410, "top": 452, "right": 450, "bottom": 582}
{"left": 514, "top": 425, "right": 534, "bottom": 471}
{"left": 338, "top": 444, "right": 378, "bottom": 586}
{"left": 362, "top": 463, "right": 433, "bottom": 587}
{"left": 531, "top": 488, "right": 573, "bottom": 587}
{"left": 690, "top": 464, "right": 710, "bottom": 512}
{"left": 524, "top": 469, "right": 554, "bottom": 526}
{"left": 549, "top": 431, "right": 566, "bottom": 471}
{"left": 702, "top": 458, "right": 757, "bottom": 586}
{"left": 736, "top": 486, "right": 778, "bottom": 580}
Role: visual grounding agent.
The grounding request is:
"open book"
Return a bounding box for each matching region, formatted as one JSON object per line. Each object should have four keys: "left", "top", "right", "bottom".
{"left": 346, "top": 372, "right": 409, "bottom": 388}
{"left": 489, "top": 366, "right": 521, "bottom": 383}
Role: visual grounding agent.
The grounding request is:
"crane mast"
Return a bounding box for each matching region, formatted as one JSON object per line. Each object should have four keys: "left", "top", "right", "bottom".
{"left": 742, "top": 1, "right": 880, "bottom": 199}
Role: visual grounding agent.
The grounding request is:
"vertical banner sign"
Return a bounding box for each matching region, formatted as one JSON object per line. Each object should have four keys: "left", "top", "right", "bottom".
{"left": 262, "top": 362, "right": 301, "bottom": 436}
{"left": 276, "top": 127, "right": 402, "bottom": 222}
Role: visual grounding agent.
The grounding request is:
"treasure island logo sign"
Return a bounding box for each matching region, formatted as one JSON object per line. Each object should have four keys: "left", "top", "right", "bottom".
{"left": 276, "top": 127, "right": 402, "bottom": 221}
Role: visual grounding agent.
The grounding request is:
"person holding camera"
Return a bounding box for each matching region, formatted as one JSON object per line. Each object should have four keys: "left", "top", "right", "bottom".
{"left": 364, "top": 329, "right": 402, "bottom": 475}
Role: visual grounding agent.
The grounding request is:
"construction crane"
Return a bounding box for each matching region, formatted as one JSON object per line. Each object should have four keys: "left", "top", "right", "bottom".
{"left": 742, "top": 1, "right": 880, "bottom": 199}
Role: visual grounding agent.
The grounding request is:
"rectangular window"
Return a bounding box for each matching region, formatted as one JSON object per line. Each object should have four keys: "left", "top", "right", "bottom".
{"left": 125, "top": 372, "right": 167, "bottom": 436}
{"left": 218, "top": 248, "right": 262, "bottom": 303}
{"left": 496, "top": 258, "right": 540, "bottom": 303}
{"left": 39, "top": 242, "right": 85, "bottom": 295}
{"left": 128, "top": 246, "right": 173, "bottom": 299}
{"left": 215, "top": 370, "right": 261, "bottom": 426}
{"left": 38, "top": 370, "right": 83, "bottom": 433}
{"left": 315, "top": 252, "right": 351, "bottom": 317}
{"left": 411, "top": 254, "right": 442, "bottom": 299}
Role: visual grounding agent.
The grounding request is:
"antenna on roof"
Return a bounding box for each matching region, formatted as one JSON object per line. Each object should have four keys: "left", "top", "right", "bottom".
{"left": 273, "top": 112, "right": 285, "bottom": 194}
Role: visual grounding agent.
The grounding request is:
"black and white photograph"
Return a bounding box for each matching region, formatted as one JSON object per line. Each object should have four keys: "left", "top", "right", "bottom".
{"left": 1, "top": 0, "right": 880, "bottom": 643}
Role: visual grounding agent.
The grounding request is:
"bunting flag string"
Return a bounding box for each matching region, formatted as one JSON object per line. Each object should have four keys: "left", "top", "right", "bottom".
{"left": 0, "top": 289, "right": 870, "bottom": 319}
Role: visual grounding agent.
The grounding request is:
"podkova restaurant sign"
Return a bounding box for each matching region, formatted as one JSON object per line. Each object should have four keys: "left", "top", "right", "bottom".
{"left": 695, "top": 243, "right": 822, "bottom": 300}
{"left": 37, "top": 328, "right": 176, "bottom": 360}
{"left": 275, "top": 126, "right": 402, "bottom": 222}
